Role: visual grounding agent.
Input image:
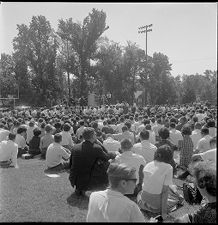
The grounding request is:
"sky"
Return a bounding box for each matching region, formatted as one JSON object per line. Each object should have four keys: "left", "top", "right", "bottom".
{"left": 0, "top": 2, "right": 217, "bottom": 77}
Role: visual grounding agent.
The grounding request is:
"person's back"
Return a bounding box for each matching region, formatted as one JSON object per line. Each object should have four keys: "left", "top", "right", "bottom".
{"left": 103, "top": 136, "right": 121, "bottom": 153}
{"left": 196, "top": 127, "right": 212, "bottom": 153}
{"left": 86, "top": 163, "right": 145, "bottom": 222}
{"left": 190, "top": 122, "right": 202, "bottom": 150}
{"left": 169, "top": 123, "right": 183, "bottom": 147}
{"left": 69, "top": 127, "right": 111, "bottom": 195}
{"left": 132, "top": 130, "right": 157, "bottom": 163}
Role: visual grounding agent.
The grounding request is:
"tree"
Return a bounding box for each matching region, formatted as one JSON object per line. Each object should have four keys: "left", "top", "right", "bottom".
{"left": 58, "top": 8, "right": 109, "bottom": 98}
{"left": 13, "top": 15, "right": 60, "bottom": 106}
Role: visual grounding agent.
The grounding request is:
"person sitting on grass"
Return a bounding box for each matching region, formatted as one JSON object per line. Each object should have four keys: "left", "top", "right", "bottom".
{"left": 69, "top": 127, "right": 114, "bottom": 197}
{"left": 0, "top": 133, "right": 18, "bottom": 168}
{"left": 45, "top": 133, "right": 71, "bottom": 173}
{"left": 40, "top": 124, "right": 54, "bottom": 159}
{"left": 174, "top": 161, "right": 216, "bottom": 223}
{"left": 113, "top": 138, "right": 146, "bottom": 197}
{"left": 137, "top": 144, "right": 184, "bottom": 221}
{"left": 155, "top": 127, "right": 177, "bottom": 175}
{"left": 86, "top": 163, "right": 146, "bottom": 222}
{"left": 59, "top": 123, "right": 74, "bottom": 151}
{"left": 28, "top": 127, "right": 42, "bottom": 158}
{"left": 15, "top": 126, "right": 28, "bottom": 158}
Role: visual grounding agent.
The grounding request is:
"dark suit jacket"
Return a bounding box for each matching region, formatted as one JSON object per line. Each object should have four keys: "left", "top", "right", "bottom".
{"left": 69, "top": 140, "right": 112, "bottom": 191}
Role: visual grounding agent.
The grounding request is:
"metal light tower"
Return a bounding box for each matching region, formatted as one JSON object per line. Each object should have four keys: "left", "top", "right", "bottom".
{"left": 138, "top": 24, "right": 153, "bottom": 106}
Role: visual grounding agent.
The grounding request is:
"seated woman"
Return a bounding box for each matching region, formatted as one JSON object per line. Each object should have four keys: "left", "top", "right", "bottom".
{"left": 28, "top": 128, "right": 42, "bottom": 158}
{"left": 137, "top": 145, "right": 183, "bottom": 220}
{"left": 174, "top": 161, "right": 216, "bottom": 223}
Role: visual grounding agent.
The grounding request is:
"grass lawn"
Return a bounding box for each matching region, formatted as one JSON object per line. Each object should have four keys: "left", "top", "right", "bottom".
{"left": 0, "top": 157, "right": 200, "bottom": 222}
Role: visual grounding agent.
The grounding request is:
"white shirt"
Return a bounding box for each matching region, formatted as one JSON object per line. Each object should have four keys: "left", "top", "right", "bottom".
{"left": 103, "top": 137, "right": 121, "bottom": 153}
{"left": 60, "top": 131, "right": 74, "bottom": 146}
{"left": 148, "top": 130, "right": 156, "bottom": 145}
{"left": 114, "top": 151, "right": 146, "bottom": 183}
{"left": 152, "top": 124, "right": 164, "bottom": 136}
{"left": 116, "top": 123, "right": 124, "bottom": 133}
{"left": 169, "top": 129, "right": 183, "bottom": 147}
{"left": 132, "top": 140, "right": 157, "bottom": 163}
{"left": 0, "top": 140, "right": 18, "bottom": 167}
{"left": 209, "top": 127, "right": 217, "bottom": 137}
{"left": 46, "top": 143, "right": 70, "bottom": 168}
{"left": 196, "top": 135, "right": 212, "bottom": 153}
{"left": 190, "top": 129, "right": 202, "bottom": 150}
{"left": 142, "top": 161, "right": 173, "bottom": 195}
{"left": 15, "top": 134, "right": 26, "bottom": 149}
{"left": 200, "top": 148, "right": 216, "bottom": 164}
{"left": 0, "top": 129, "right": 10, "bottom": 142}
{"left": 113, "top": 131, "right": 135, "bottom": 144}
{"left": 86, "top": 189, "right": 145, "bottom": 222}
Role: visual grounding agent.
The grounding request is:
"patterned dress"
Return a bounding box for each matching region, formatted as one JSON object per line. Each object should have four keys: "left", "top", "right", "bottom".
{"left": 178, "top": 135, "right": 194, "bottom": 169}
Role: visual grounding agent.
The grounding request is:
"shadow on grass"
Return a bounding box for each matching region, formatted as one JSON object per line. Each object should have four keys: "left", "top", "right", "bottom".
{"left": 66, "top": 192, "right": 89, "bottom": 210}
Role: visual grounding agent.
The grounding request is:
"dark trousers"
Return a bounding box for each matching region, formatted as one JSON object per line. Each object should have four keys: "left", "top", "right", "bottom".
{"left": 17, "top": 147, "right": 28, "bottom": 158}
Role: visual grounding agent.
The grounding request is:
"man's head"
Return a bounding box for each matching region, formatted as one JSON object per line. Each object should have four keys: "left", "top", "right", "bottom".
{"left": 8, "top": 132, "right": 16, "bottom": 141}
{"left": 139, "top": 130, "right": 149, "bottom": 141}
{"left": 107, "top": 163, "right": 137, "bottom": 194}
{"left": 158, "top": 127, "right": 170, "bottom": 140}
{"left": 194, "top": 122, "right": 202, "bottom": 130}
{"left": 45, "top": 124, "right": 53, "bottom": 133}
{"left": 201, "top": 127, "right": 209, "bottom": 137}
{"left": 54, "top": 133, "right": 62, "bottom": 143}
{"left": 82, "top": 127, "right": 96, "bottom": 142}
{"left": 120, "top": 138, "right": 133, "bottom": 152}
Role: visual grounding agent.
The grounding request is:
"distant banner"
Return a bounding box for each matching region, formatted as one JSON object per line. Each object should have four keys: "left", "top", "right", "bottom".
{"left": 134, "top": 91, "right": 143, "bottom": 99}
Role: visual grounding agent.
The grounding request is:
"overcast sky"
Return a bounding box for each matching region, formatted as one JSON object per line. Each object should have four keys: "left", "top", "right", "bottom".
{"left": 0, "top": 2, "right": 217, "bottom": 77}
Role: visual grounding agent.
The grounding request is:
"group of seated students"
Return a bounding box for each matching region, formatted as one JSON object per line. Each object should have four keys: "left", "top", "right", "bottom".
{"left": 0, "top": 101, "right": 216, "bottom": 222}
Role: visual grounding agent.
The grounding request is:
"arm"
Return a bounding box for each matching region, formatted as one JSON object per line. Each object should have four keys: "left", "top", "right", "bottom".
{"left": 161, "top": 185, "right": 169, "bottom": 219}
{"left": 11, "top": 145, "right": 19, "bottom": 168}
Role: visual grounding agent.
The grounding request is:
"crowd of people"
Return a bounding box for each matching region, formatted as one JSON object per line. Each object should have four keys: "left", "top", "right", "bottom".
{"left": 0, "top": 101, "right": 216, "bottom": 222}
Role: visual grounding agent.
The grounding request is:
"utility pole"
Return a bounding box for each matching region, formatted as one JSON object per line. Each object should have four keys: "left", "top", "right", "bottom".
{"left": 66, "top": 39, "right": 71, "bottom": 106}
{"left": 138, "top": 24, "right": 153, "bottom": 106}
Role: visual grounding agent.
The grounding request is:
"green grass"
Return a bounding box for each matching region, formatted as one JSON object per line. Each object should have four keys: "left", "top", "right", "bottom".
{"left": 0, "top": 158, "right": 200, "bottom": 222}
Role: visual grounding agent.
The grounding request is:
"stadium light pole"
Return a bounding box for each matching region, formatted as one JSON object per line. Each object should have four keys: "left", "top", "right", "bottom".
{"left": 138, "top": 24, "right": 153, "bottom": 106}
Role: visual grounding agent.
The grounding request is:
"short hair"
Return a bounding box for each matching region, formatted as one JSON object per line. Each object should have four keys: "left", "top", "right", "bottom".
{"left": 29, "top": 121, "right": 35, "bottom": 127}
{"left": 209, "top": 136, "right": 216, "bottom": 147}
{"left": 192, "top": 116, "right": 198, "bottom": 123}
{"left": 145, "top": 124, "right": 151, "bottom": 131}
{"left": 124, "top": 121, "right": 131, "bottom": 129}
{"left": 121, "top": 125, "right": 128, "bottom": 132}
{"left": 181, "top": 125, "right": 192, "bottom": 135}
{"left": 169, "top": 122, "right": 176, "bottom": 129}
{"left": 158, "top": 127, "right": 170, "bottom": 139}
{"left": 17, "top": 126, "right": 27, "bottom": 134}
{"left": 54, "top": 122, "right": 62, "bottom": 129}
{"left": 193, "top": 161, "right": 216, "bottom": 197}
{"left": 45, "top": 124, "right": 53, "bottom": 133}
{"left": 207, "top": 119, "right": 215, "bottom": 128}
{"left": 194, "top": 122, "right": 202, "bottom": 130}
{"left": 63, "top": 123, "right": 71, "bottom": 132}
{"left": 82, "top": 127, "right": 95, "bottom": 140}
{"left": 201, "top": 127, "right": 209, "bottom": 135}
{"left": 107, "top": 163, "right": 136, "bottom": 189}
{"left": 54, "top": 133, "right": 62, "bottom": 143}
{"left": 79, "top": 120, "right": 85, "bottom": 126}
{"left": 8, "top": 132, "right": 16, "bottom": 140}
{"left": 120, "top": 138, "right": 133, "bottom": 151}
{"left": 91, "top": 121, "right": 98, "bottom": 129}
{"left": 154, "top": 145, "right": 173, "bottom": 164}
{"left": 33, "top": 128, "right": 41, "bottom": 136}
{"left": 140, "top": 130, "right": 149, "bottom": 140}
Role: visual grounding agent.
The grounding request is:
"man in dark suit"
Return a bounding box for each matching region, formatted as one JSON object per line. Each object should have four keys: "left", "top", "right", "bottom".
{"left": 69, "top": 127, "right": 115, "bottom": 196}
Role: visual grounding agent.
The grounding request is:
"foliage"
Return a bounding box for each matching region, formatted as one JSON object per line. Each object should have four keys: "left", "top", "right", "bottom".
{"left": 1, "top": 9, "right": 216, "bottom": 106}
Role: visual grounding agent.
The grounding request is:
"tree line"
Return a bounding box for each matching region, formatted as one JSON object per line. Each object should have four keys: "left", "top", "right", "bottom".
{"left": 0, "top": 8, "right": 217, "bottom": 107}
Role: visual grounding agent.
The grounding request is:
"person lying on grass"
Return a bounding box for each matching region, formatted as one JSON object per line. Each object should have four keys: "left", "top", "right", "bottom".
{"left": 45, "top": 133, "right": 71, "bottom": 173}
